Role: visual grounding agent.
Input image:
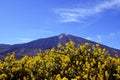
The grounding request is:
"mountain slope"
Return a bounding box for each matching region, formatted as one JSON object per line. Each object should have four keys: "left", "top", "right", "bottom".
{"left": 0, "top": 33, "right": 120, "bottom": 59}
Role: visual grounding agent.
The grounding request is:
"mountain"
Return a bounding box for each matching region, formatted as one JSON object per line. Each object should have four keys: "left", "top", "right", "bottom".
{"left": 0, "top": 33, "right": 120, "bottom": 59}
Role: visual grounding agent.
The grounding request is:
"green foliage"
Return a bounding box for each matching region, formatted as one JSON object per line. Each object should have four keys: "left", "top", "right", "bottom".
{"left": 0, "top": 41, "right": 120, "bottom": 80}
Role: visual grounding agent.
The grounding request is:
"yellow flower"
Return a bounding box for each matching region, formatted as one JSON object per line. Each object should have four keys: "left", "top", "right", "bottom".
{"left": 55, "top": 74, "right": 61, "bottom": 80}
{"left": 83, "top": 74, "right": 88, "bottom": 79}
{"left": 113, "top": 74, "right": 120, "bottom": 79}
{"left": 62, "top": 77, "right": 68, "bottom": 80}
{"left": 92, "top": 59, "right": 96, "bottom": 64}
{"left": 90, "top": 62, "right": 94, "bottom": 67}
{"left": 105, "top": 71, "right": 109, "bottom": 78}
{"left": 76, "top": 61, "right": 79, "bottom": 65}
{"left": 0, "top": 73, "right": 7, "bottom": 78}
{"left": 71, "top": 78, "right": 77, "bottom": 80}
{"left": 96, "top": 44, "right": 100, "bottom": 47}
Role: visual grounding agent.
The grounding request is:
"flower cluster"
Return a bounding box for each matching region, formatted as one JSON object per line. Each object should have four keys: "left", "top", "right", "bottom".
{"left": 0, "top": 40, "right": 120, "bottom": 80}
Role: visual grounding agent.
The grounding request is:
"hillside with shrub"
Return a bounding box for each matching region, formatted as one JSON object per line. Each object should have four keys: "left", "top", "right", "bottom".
{"left": 0, "top": 40, "right": 120, "bottom": 80}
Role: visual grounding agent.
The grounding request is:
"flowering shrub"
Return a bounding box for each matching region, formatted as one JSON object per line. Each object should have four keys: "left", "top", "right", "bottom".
{"left": 0, "top": 40, "right": 120, "bottom": 80}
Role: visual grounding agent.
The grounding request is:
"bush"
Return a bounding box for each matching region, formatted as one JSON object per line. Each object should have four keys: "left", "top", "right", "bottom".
{"left": 0, "top": 40, "right": 120, "bottom": 80}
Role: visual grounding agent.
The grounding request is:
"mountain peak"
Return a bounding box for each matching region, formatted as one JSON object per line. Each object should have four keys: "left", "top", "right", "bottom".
{"left": 0, "top": 34, "right": 120, "bottom": 59}
{"left": 58, "top": 33, "right": 68, "bottom": 39}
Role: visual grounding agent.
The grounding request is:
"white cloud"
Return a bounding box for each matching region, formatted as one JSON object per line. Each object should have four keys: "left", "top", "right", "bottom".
{"left": 17, "top": 38, "right": 33, "bottom": 43}
{"left": 86, "top": 37, "right": 92, "bottom": 40}
{"left": 85, "top": 35, "right": 103, "bottom": 43}
{"left": 55, "top": 0, "right": 120, "bottom": 22}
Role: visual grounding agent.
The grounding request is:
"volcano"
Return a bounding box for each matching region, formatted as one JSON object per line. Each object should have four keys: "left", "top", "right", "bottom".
{"left": 0, "top": 33, "right": 120, "bottom": 59}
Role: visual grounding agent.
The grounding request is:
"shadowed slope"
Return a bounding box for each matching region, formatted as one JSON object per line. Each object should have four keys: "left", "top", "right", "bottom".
{"left": 0, "top": 33, "right": 119, "bottom": 59}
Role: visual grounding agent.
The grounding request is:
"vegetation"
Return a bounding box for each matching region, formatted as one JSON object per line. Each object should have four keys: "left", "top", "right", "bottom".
{"left": 0, "top": 40, "right": 120, "bottom": 80}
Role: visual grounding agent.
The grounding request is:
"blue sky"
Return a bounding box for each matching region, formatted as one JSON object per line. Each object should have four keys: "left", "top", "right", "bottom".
{"left": 0, "top": 0, "right": 120, "bottom": 49}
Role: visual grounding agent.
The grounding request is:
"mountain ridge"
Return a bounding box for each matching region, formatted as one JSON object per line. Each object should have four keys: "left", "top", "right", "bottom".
{"left": 0, "top": 33, "right": 120, "bottom": 59}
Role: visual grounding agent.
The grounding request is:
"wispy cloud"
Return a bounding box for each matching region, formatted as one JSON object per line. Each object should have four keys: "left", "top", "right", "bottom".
{"left": 17, "top": 38, "right": 33, "bottom": 43}
{"left": 55, "top": 0, "right": 120, "bottom": 22}
{"left": 86, "top": 37, "right": 92, "bottom": 40}
{"left": 17, "top": 29, "right": 54, "bottom": 43}
{"left": 85, "top": 35, "right": 103, "bottom": 43}
{"left": 85, "top": 31, "right": 120, "bottom": 43}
